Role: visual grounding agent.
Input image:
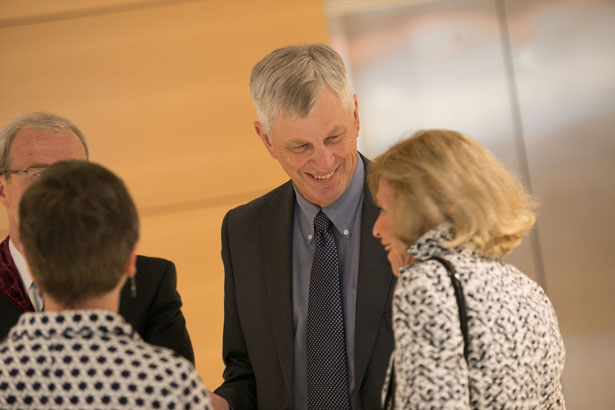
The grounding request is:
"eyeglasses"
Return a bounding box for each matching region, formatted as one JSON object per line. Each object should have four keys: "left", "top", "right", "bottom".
{"left": 1, "top": 166, "right": 48, "bottom": 178}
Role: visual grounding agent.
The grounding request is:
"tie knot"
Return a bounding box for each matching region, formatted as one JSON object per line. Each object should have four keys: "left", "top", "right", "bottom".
{"left": 314, "top": 210, "right": 332, "bottom": 233}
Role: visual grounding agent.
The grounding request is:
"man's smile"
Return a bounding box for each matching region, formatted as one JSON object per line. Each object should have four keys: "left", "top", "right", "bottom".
{"left": 310, "top": 169, "right": 336, "bottom": 180}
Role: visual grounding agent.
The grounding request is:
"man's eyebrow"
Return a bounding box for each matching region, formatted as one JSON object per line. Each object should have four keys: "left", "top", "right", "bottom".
{"left": 286, "top": 138, "right": 310, "bottom": 146}
{"left": 328, "top": 125, "right": 346, "bottom": 136}
{"left": 284, "top": 125, "right": 348, "bottom": 147}
{"left": 20, "top": 163, "right": 51, "bottom": 169}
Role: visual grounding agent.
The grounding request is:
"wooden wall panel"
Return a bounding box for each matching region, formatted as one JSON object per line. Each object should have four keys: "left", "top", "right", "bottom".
{"left": 0, "top": 0, "right": 158, "bottom": 19}
{"left": 0, "top": 0, "right": 329, "bottom": 389}
{"left": 0, "top": 0, "right": 328, "bottom": 210}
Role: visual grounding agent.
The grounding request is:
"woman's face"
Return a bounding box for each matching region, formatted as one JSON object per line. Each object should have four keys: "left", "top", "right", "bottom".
{"left": 372, "top": 179, "right": 415, "bottom": 276}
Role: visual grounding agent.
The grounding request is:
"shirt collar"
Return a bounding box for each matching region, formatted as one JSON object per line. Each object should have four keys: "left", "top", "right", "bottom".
{"left": 294, "top": 153, "right": 365, "bottom": 240}
{"left": 9, "top": 237, "right": 32, "bottom": 290}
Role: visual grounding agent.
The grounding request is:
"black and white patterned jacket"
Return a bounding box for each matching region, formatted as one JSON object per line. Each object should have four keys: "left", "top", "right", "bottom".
{"left": 382, "top": 225, "right": 566, "bottom": 409}
{"left": 0, "top": 310, "right": 213, "bottom": 409}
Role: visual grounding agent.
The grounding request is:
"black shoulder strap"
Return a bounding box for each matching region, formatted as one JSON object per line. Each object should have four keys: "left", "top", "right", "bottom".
{"left": 383, "top": 256, "right": 471, "bottom": 409}
{"left": 430, "top": 255, "right": 470, "bottom": 363}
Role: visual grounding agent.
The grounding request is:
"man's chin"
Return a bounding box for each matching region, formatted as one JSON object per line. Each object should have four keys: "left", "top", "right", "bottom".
{"left": 298, "top": 179, "right": 347, "bottom": 207}
{"left": 314, "top": 191, "right": 343, "bottom": 208}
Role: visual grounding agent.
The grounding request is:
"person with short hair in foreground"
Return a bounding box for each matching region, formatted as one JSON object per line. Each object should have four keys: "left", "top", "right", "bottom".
{"left": 0, "top": 160, "right": 212, "bottom": 409}
{"left": 369, "top": 129, "right": 566, "bottom": 409}
{"left": 211, "top": 43, "right": 395, "bottom": 410}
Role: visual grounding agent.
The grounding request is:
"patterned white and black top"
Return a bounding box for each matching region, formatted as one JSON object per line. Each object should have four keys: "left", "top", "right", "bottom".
{"left": 0, "top": 310, "right": 213, "bottom": 409}
{"left": 382, "top": 225, "right": 566, "bottom": 409}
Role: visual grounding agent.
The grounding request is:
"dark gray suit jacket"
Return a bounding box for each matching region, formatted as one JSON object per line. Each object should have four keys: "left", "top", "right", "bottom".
{"left": 215, "top": 156, "right": 395, "bottom": 410}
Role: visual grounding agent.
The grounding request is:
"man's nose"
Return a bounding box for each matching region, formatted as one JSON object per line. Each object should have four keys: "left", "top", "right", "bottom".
{"left": 310, "top": 144, "right": 335, "bottom": 171}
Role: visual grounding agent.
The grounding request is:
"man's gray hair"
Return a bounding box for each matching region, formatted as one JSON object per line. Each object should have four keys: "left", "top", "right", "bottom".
{"left": 249, "top": 43, "right": 355, "bottom": 137}
{"left": 0, "top": 112, "right": 89, "bottom": 175}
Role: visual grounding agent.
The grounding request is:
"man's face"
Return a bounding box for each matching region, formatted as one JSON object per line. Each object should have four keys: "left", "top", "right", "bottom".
{"left": 256, "top": 88, "right": 360, "bottom": 208}
{"left": 0, "top": 127, "right": 87, "bottom": 250}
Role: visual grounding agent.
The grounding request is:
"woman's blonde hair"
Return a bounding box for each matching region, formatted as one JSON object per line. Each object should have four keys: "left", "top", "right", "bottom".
{"left": 368, "top": 129, "right": 536, "bottom": 257}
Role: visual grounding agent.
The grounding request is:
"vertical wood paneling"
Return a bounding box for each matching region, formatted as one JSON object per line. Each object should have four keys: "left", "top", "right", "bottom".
{"left": 0, "top": 0, "right": 329, "bottom": 389}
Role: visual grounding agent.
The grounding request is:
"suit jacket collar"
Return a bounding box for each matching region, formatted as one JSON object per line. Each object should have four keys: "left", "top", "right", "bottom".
{"left": 0, "top": 235, "right": 34, "bottom": 313}
{"left": 262, "top": 181, "right": 296, "bottom": 395}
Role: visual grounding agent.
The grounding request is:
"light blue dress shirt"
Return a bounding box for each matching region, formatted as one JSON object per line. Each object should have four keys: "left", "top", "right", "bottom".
{"left": 292, "top": 154, "right": 365, "bottom": 410}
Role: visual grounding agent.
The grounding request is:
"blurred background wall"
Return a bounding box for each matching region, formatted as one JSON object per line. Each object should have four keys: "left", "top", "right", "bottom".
{"left": 0, "top": 0, "right": 328, "bottom": 393}
{"left": 1, "top": 0, "right": 613, "bottom": 408}
{"left": 326, "top": 0, "right": 614, "bottom": 408}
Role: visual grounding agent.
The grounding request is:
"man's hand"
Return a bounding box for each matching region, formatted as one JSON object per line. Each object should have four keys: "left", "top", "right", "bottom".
{"left": 207, "top": 390, "right": 230, "bottom": 410}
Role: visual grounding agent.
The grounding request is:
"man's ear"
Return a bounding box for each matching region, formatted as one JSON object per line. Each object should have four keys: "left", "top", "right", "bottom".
{"left": 254, "top": 121, "right": 277, "bottom": 159}
{"left": 0, "top": 177, "right": 9, "bottom": 208}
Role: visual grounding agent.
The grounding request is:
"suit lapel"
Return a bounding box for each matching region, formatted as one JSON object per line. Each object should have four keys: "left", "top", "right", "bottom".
{"left": 354, "top": 157, "right": 394, "bottom": 391}
{"left": 261, "top": 181, "right": 295, "bottom": 397}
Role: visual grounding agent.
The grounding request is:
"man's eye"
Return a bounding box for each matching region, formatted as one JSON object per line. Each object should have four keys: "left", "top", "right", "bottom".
{"left": 27, "top": 167, "right": 46, "bottom": 178}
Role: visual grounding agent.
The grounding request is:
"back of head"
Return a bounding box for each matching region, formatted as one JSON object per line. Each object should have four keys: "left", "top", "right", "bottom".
{"left": 0, "top": 112, "right": 89, "bottom": 172}
{"left": 250, "top": 43, "right": 354, "bottom": 136}
{"left": 19, "top": 160, "right": 139, "bottom": 307}
{"left": 368, "top": 129, "right": 536, "bottom": 257}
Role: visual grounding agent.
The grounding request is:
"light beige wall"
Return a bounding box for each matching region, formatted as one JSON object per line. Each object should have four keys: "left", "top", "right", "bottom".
{"left": 0, "top": 0, "right": 329, "bottom": 389}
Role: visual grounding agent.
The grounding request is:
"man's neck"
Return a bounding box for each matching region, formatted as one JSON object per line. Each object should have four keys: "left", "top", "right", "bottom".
{"left": 44, "top": 286, "right": 122, "bottom": 313}
{"left": 8, "top": 224, "right": 23, "bottom": 253}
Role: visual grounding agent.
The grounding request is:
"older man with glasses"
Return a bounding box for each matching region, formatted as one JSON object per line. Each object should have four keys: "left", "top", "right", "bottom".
{"left": 0, "top": 112, "right": 194, "bottom": 365}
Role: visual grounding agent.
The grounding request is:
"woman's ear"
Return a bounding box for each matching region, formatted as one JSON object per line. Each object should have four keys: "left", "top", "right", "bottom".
{"left": 125, "top": 242, "right": 138, "bottom": 278}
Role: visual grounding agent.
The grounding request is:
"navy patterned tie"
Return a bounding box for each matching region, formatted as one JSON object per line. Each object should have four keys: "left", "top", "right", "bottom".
{"left": 307, "top": 210, "right": 351, "bottom": 410}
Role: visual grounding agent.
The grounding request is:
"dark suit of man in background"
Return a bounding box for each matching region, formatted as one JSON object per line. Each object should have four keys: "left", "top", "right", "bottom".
{"left": 0, "top": 112, "right": 194, "bottom": 363}
{"left": 211, "top": 43, "right": 395, "bottom": 410}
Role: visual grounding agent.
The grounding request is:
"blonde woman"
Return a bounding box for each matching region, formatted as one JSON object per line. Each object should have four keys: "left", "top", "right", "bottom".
{"left": 369, "top": 130, "right": 565, "bottom": 409}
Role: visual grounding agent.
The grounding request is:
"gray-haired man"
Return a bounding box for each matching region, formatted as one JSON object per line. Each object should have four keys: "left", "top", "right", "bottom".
{"left": 0, "top": 112, "right": 194, "bottom": 364}
{"left": 212, "top": 43, "right": 395, "bottom": 410}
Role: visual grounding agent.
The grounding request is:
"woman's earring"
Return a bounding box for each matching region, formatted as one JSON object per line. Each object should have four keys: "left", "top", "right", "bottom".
{"left": 130, "top": 276, "right": 137, "bottom": 298}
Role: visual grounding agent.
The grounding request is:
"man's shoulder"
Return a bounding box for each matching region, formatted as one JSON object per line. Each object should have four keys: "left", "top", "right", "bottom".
{"left": 134, "top": 255, "right": 175, "bottom": 280}
{"left": 136, "top": 254, "right": 173, "bottom": 267}
{"left": 225, "top": 180, "right": 294, "bottom": 219}
{"left": 359, "top": 151, "right": 372, "bottom": 167}
{"left": 0, "top": 235, "right": 14, "bottom": 268}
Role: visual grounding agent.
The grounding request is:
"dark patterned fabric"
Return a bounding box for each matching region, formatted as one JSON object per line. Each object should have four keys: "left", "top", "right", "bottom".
{"left": 0, "top": 236, "right": 34, "bottom": 313}
{"left": 382, "top": 224, "right": 566, "bottom": 409}
{"left": 307, "top": 211, "right": 351, "bottom": 410}
{"left": 0, "top": 310, "right": 212, "bottom": 409}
